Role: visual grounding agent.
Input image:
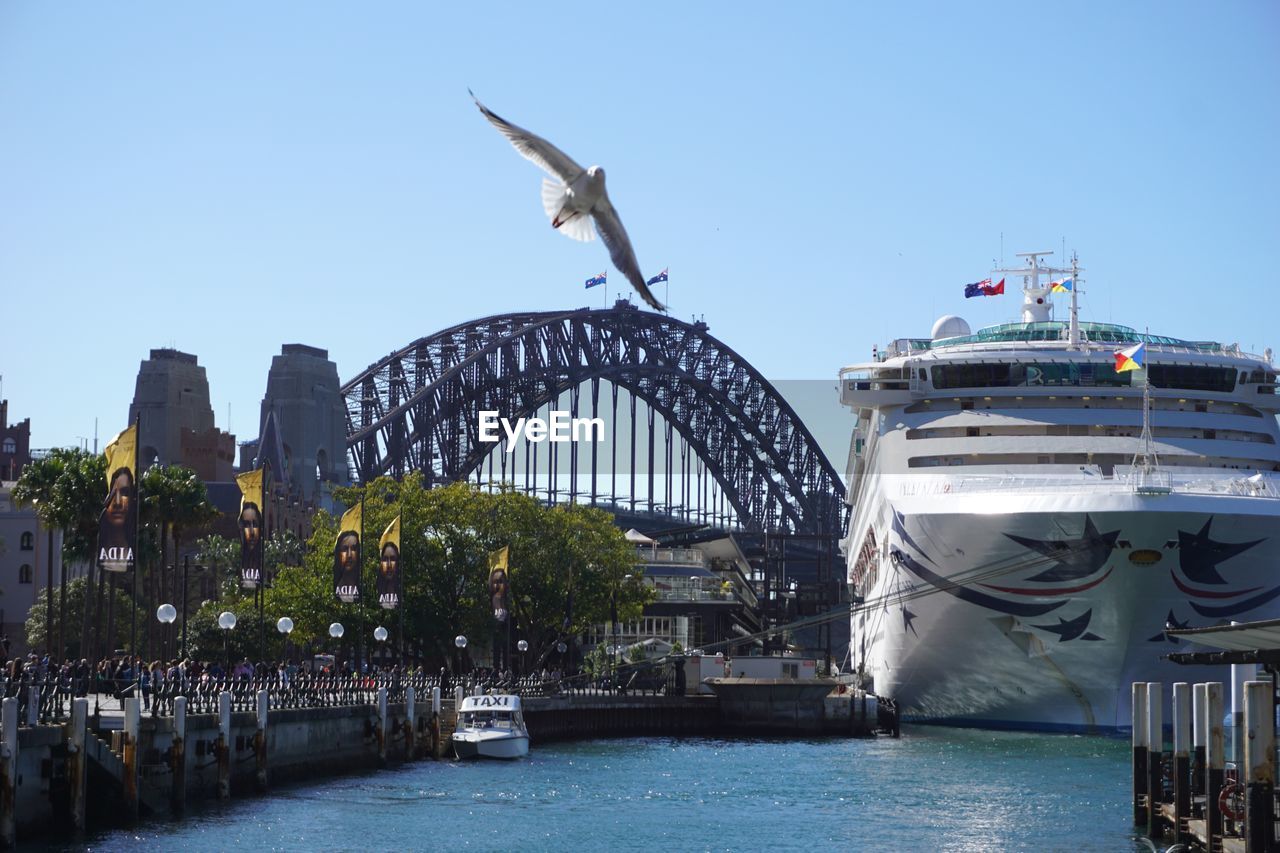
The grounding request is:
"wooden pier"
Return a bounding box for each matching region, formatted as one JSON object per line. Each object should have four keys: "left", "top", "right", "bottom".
{"left": 1132, "top": 678, "right": 1276, "bottom": 852}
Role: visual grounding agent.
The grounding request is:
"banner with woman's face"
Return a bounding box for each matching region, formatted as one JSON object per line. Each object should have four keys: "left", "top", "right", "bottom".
{"left": 488, "top": 545, "right": 510, "bottom": 622}
{"left": 98, "top": 425, "right": 138, "bottom": 573}
{"left": 377, "top": 515, "right": 401, "bottom": 610}
{"left": 235, "top": 468, "right": 265, "bottom": 588}
{"left": 334, "top": 503, "right": 362, "bottom": 603}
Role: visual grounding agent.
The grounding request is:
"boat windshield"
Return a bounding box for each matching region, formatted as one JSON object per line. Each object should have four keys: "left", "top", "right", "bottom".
{"left": 461, "top": 711, "right": 516, "bottom": 730}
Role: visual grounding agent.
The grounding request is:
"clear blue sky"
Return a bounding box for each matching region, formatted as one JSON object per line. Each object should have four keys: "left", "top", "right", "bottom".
{"left": 2, "top": 1, "right": 1276, "bottom": 453}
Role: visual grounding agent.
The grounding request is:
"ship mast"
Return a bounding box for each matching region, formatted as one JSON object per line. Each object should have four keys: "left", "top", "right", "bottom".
{"left": 1068, "top": 253, "right": 1082, "bottom": 348}
{"left": 992, "top": 250, "right": 1072, "bottom": 325}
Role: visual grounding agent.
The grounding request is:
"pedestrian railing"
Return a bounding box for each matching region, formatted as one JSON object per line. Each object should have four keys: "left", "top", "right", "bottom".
{"left": 0, "top": 660, "right": 682, "bottom": 727}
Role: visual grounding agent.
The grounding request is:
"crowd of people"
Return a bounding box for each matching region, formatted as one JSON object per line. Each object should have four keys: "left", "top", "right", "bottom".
{"left": 1, "top": 642, "right": 580, "bottom": 713}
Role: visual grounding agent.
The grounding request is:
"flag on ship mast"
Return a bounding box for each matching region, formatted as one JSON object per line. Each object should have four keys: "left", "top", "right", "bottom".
{"left": 964, "top": 278, "right": 1005, "bottom": 298}
{"left": 1114, "top": 342, "right": 1146, "bottom": 373}
{"left": 1050, "top": 277, "right": 1073, "bottom": 293}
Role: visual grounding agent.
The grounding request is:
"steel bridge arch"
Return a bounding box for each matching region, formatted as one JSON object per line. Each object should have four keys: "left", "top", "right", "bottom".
{"left": 341, "top": 304, "right": 845, "bottom": 535}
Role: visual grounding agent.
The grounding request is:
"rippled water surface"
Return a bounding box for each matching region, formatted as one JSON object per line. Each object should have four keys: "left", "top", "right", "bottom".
{"left": 70, "top": 727, "right": 1144, "bottom": 852}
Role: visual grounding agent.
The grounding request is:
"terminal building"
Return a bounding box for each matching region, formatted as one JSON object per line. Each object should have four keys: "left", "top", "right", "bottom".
{"left": 586, "top": 531, "right": 763, "bottom": 658}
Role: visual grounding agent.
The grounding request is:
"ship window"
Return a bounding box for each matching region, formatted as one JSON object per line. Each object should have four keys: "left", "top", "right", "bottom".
{"left": 1148, "top": 364, "right": 1236, "bottom": 393}
{"left": 966, "top": 427, "right": 979, "bottom": 437}
{"left": 960, "top": 401, "right": 974, "bottom": 411}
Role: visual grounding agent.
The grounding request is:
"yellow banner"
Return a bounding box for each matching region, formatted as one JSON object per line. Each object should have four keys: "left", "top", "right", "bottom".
{"left": 236, "top": 468, "right": 264, "bottom": 512}
{"left": 103, "top": 424, "right": 137, "bottom": 492}
{"left": 336, "top": 503, "right": 362, "bottom": 548}
{"left": 380, "top": 515, "right": 400, "bottom": 553}
{"left": 377, "top": 515, "right": 402, "bottom": 610}
{"left": 488, "top": 545, "right": 509, "bottom": 572}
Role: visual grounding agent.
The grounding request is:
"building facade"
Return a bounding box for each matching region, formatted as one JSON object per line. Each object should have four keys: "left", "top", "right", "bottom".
{"left": 0, "top": 400, "right": 32, "bottom": 482}
{"left": 586, "top": 533, "right": 763, "bottom": 658}
{"left": 239, "top": 344, "right": 349, "bottom": 509}
{"left": 128, "top": 349, "right": 235, "bottom": 479}
{"left": 0, "top": 483, "right": 64, "bottom": 660}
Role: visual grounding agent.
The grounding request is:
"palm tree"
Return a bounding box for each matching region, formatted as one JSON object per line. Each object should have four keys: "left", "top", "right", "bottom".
{"left": 140, "top": 465, "right": 218, "bottom": 659}
{"left": 13, "top": 448, "right": 109, "bottom": 660}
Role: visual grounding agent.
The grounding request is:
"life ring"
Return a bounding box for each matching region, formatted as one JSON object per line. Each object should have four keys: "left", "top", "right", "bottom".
{"left": 1218, "top": 781, "right": 1245, "bottom": 822}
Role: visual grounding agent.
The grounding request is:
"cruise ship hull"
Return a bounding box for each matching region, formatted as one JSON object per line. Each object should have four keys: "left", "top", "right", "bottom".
{"left": 855, "top": 491, "right": 1280, "bottom": 733}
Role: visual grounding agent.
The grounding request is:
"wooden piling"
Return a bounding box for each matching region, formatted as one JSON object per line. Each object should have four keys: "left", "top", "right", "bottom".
{"left": 122, "top": 697, "right": 140, "bottom": 822}
{"left": 68, "top": 698, "right": 88, "bottom": 830}
{"left": 25, "top": 687, "right": 38, "bottom": 728}
{"left": 377, "top": 687, "right": 387, "bottom": 764}
{"left": 1172, "top": 682, "right": 1190, "bottom": 844}
{"left": 2, "top": 697, "right": 18, "bottom": 848}
{"left": 1133, "top": 682, "right": 1149, "bottom": 827}
{"left": 1146, "top": 682, "right": 1163, "bottom": 840}
{"left": 405, "top": 686, "right": 416, "bottom": 758}
{"left": 171, "top": 696, "right": 187, "bottom": 814}
{"left": 255, "top": 690, "right": 269, "bottom": 792}
{"left": 1192, "top": 682, "right": 1207, "bottom": 800}
{"left": 1206, "top": 682, "right": 1225, "bottom": 845}
{"left": 1243, "top": 680, "right": 1274, "bottom": 853}
{"left": 217, "top": 691, "right": 232, "bottom": 800}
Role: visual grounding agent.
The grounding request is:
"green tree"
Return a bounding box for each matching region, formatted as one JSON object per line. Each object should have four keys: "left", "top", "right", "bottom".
{"left": 139, "top": 465, "right": 218, "bottom": 659}
{"left": 257, "top": 476, "right": 648, "bottom": 673}
{"left": 13, "top": 447, "right": 110, "bottom": 659}
{"left": 23, "top": 577, "right": 141, "bottom": 659}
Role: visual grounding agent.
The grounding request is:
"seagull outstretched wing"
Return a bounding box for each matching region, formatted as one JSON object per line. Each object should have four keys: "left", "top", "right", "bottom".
{"left": 469, "top": 90, "right": 583, "bottom": 183}
{"left": 593, "top": 198, "right": 664, "bottom": 311}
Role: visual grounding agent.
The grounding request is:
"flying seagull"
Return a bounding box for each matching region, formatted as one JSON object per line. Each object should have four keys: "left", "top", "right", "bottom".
{"left": 469, "top": 90, "right": 665, "bottom": 311}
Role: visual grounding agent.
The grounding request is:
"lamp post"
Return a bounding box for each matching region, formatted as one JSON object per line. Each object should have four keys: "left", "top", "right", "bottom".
{"left": 218, "top": 611, "right": 237, "bottom": 676}
{"left": 277, "top": 617, "right": 294, "bottom": 664}
{"left": 179, "top": 557, "right": 201, "bottom": 660}
{"left": 329, "top": 622, "right": 345, "bottom": 673}
{"left": 454, "top": 634, "right": 468, "bottom": 677}
{"left": 516, "top": 639, "right": 528, "bottom": 677}
{"left": 373, "top": 626, "right": 388, "bottom": 671}
{"left": 156, "top": 603, "right": 176, "bottom": 642}
{"left": 556, "top": 640, "right": 567, "bottom": 675}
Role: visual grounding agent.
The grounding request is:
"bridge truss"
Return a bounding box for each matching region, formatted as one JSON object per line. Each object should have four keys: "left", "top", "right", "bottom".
{"left": 340, "top": 303, "right": 846, "bottom": 540}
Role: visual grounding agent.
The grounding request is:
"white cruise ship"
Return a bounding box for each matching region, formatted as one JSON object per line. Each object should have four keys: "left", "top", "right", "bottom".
{"left": 839, "top": 252, "right": 1280, "bottom": 732}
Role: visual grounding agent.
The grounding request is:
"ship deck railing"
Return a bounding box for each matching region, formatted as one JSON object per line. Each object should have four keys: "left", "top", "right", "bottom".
{"left": 892, "top": 469, "right": 1280, "bottom": 500}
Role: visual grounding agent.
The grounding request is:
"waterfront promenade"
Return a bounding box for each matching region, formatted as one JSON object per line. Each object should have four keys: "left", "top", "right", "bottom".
{"left": 0, "top": 669, "right": 889, "bottom": 845}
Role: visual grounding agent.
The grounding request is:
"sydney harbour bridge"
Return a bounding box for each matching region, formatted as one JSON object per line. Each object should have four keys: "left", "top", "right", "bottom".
{"left": 339, "top": 302, "right": 849, "bottom": 647}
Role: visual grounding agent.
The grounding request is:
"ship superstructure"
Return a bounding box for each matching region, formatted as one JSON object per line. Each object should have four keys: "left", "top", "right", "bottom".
{"left": 840, "top": 253, "right": 1280, "bottom": 731}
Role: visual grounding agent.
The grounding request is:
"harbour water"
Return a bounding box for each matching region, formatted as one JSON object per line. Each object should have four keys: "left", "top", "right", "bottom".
{"left": 66, "top": 727, "right": 1141, "bottom": 851}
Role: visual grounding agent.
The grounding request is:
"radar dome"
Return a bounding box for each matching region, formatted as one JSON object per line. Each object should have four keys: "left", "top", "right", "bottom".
{"left": 931, "top": 315, "right": 971, "bottom": 341}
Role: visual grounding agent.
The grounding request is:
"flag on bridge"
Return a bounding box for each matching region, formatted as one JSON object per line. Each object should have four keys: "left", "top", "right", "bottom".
{"left": 646, "top": 268, "right": 668, "bottom": 287}
{"left": 585, "top": 272, "right": 607, "bottom": 289}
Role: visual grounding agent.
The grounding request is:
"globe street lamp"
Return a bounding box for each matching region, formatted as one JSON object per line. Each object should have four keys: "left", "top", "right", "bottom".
{"left": 329, "top": 622, "right": 345, "bottom": 674}
{"left": 218, "top": 611, "right": 237, "bottom": 675}
{"left": 454, "top": 634, "right": 468, "bottom": 677}
{"left": 374, "top": 626, "right": 389, "bottom": 670}
{"left": 516, "top": 639, "right": 528, "bottom": 677}
{"left": 277, "top": 617, "right": 294, "bottom": 664}
{"left": 156, "top": 603, "right": 177, "bottom": 668}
